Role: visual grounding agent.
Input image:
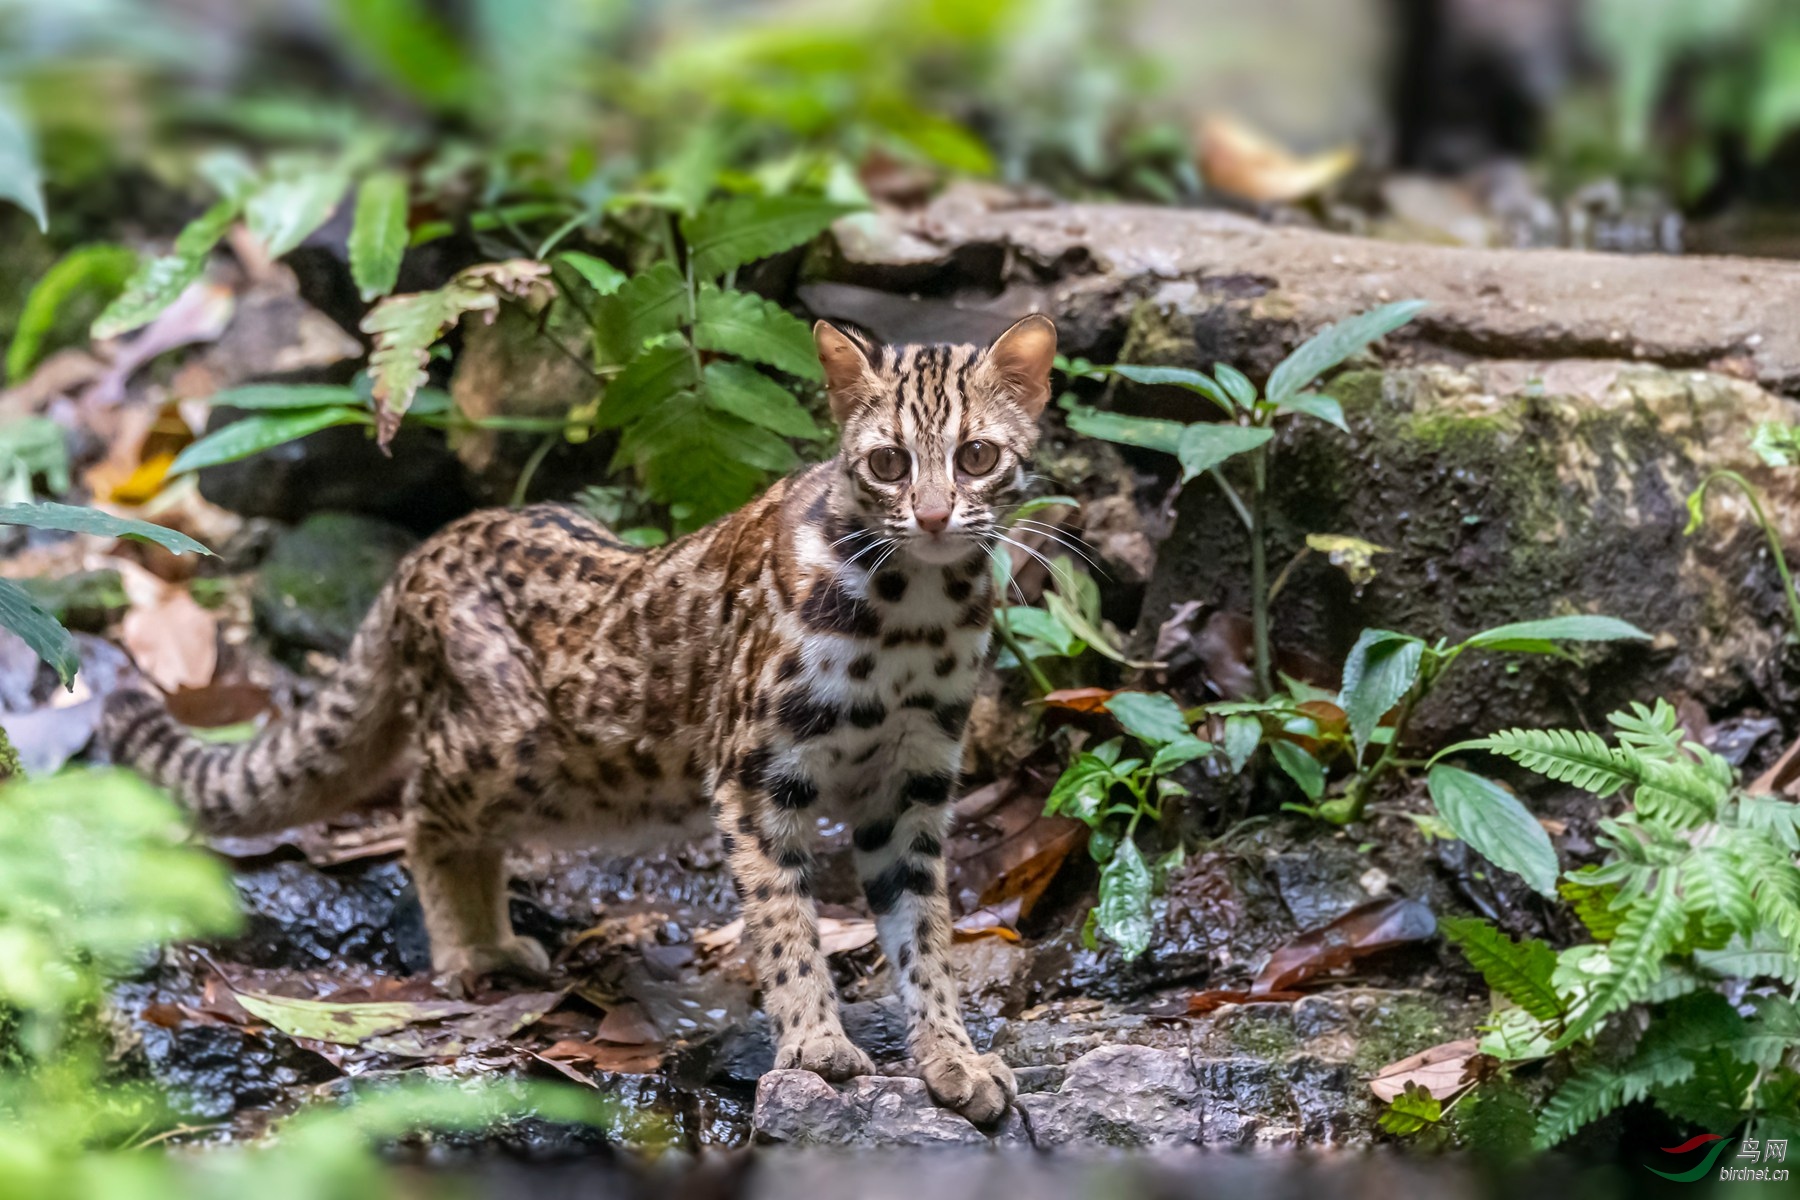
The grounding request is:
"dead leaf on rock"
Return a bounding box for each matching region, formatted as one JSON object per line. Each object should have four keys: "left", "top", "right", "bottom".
{"left": 541, "top": 1038, "right": 664, "bottom": 1075}
{"left": 1184, "top": 988, "right": 1306, "bottom": 1014}
{"left": 1369, "top": 1038, "right": 1494, "bottom": 1102}
{"left": 1199, "top": 114, "right": 1357, "bottom": 204}
{"left": 230, "top": 986, "right": 568, "bottom": 1059}
{"left": 208, "top": 808, "right": 408, "bottom": 867}
{"left": 1251, "top": 896, "right": 1437, "bottom": 996}
{"left": 595, "top": 1001, "right": 662, "bottom": 1046}
{"left": 952, "top": 900, "right": 1023, "bottom": 943}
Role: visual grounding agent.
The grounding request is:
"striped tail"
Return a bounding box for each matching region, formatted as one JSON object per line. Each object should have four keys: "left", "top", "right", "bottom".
{"left": 101, "top": 585, "right": 411, "bottom": 837}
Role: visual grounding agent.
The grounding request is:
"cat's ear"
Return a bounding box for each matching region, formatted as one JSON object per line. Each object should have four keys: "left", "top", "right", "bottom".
{"left": 984, "top": 313, "right": 1057, "bottom": 417}
{"left": 814, "top": 320, "right": 877, "bottom": 423}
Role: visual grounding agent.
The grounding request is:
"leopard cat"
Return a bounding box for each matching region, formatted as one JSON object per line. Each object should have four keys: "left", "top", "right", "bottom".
{"left": 101, "top": 313, "right": 1058, "bottom": 1125}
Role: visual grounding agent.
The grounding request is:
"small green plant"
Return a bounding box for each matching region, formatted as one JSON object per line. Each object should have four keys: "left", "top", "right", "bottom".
{"left": 1685, "top": 419, "right": 1800, "bottom": 641}
{"left": 1416, "top": 700, "right": 1800, "bottom": 1150}
{"left": 1043, "top": 690, "right": 1208, "bottom": 960}
{"left": 1059, "top": 299, "right": 1425, "bottom": 695}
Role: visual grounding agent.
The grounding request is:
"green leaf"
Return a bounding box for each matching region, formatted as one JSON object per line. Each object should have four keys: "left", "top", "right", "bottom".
{"left": 1044, "top": 752, "right": 1118, "bottom": 824}
{"left": 1266, "top": 299, "right": 1427, "bottom": 405}
{"left": 1062, "top": 402, "right": 1186, "bottom": 455}
{"left": 1427, "top": 766, "right": 1560, "bottom": 897}
{"left": 1439, "top": 728, "right": 1634, "bottom": 796}
{"left": 692, "top": 285, "right": 821, "bottom": 380}
{"left": 6, "top": 244, "right": 137, "bottom": 383}
{"left": 597, "top": 343, "right": 699, "bottom": 431}
{"left": 205, "top": 384, "right": 366, "bottom": 411}
{"left": 1271, "top": 740, "right": 1326, "bottom": 800}
{"left": 681, "top": 195, "right": 861, "bottom": 280}
{"left": 1150, "top": 735, "right": 1214, "bottom": 774}
{"left": 363, "top": 259, "right": 554, "bottom": 442}
{"left": 1176, "top": 424, "right": 1273, "bottom": 482}
{"left": 348, "top": 170, "right": 409, "bottom": 301}
{"left": 593, "top": 262, "right": 688, "bottom": 364}
{"left": 92, "top": 199, "right": 240, "bottom": 340}
{"left": 1463, "top": 615, "right": 1651, "bottom": 648}
{"left": 1339, "top": 629, "right": 1424, "bottom": 758}
{"left": 170, "top": 407, "right": 371, "bottom": 474}
{"left": 1095, "top": 839, "right": 1154, "bottom": 961}
{"left": 1212, "top": 362, "right": 1258, "bottom": 409}
{"left": 1275, "top": 392, "right": 1348, "bottom": 431}
{"left": 247, "top": 164, "right": 351, "bottom": 259}
{"left": 1041, "top": 590, "right": 1152, "bottom": 668}
{"left": 1559, "top": 876, "right": 1625, "bottom": 941}
{"left": 703, "top": 361, "right": 821, "bottom": 438}
{"left": 0, "top": 576, "right": 78, "bottom": 687}
{"left": 1104, "top": 691, "right": 1191, "bottom": 747}
{"left": 1549, "top": 870, "right": 1688, "bottom": 1053}
{"left": 1379, "top": 1082, "right": 1445, "bottom": 1136}
{"left": 613, "top": 390, "right": 794, "bottom": 527}
{"left": 996, "top": 605, "right": 1082, "bottom": 660}
{"left": 1440, "top": 916, "right": 1565, "bottom": 1019}
{"left": 0, "top": 92, "right": 47, "bottom": 232}
{"left": 558, "top": 250, "right": 626, "bottom": 296}
{"left": 328, "top": 0, "right": 474, "bottom": 108}
{"left": 0, "top": 502, "right": 211, "bottom": 557}
{"left": 1085, "top": 364, "right": 1233, "bottom": 414}
{"left": 1222, "top": 713, "right": 1261, "bottom": 773}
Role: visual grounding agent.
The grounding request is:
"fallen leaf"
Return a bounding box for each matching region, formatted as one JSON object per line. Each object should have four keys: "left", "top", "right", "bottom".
{"left": 1369, "top": 1038, "right": 1493, "bottom": 1103}
{"left": 1199, "top": 114, "right": 1357, "bottom": 204}
{"left": 1039, "top": 687, "right": 1117, "bottom": 713}
{"left": 693, "top": 918, "right": 745, "bottom": 955}
{"left": 953, "top": 900, "right": 1023, "bottom": 943}
{"left": 1185, "top": 988, "right": 1305, "bottom": 1014}
{"left": 230, "top": 986, "right": 567, "bottom": 1059}
{"left": 595, "top": 1001, "right": 662, "bottom": 1046}
{"left": 165, "top": 682, "right": 271, "bottom": 728}
{"left": 818, "top": 916, "right": 879, "bottom": 957}
{"left": 1251, "top": 896, "right": 1437, "bottom": 996}
{"left": 1305, "top": 534, "right": 1390, "bottom": 587}
{"left": 541, "top": 1038, "right": 663, "bottom": 1075}
{"left": 116, "top": 559, "right": 216, "bottom": 691}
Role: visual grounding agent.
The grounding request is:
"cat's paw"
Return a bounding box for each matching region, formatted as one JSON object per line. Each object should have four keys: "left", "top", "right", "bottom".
{"left": 434, "top": 936, "right": 553, "bottom": 995}
{"left": 775, "top": 1029, "right": 875, "bottom": 1081}
{"left": 919, "top": 1048, "right": 1016, "bottom": 1126}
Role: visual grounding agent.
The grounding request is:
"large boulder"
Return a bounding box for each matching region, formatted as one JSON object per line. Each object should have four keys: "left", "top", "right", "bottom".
{"left": 814, "top": 188, "right": 1800, "bottom": 733}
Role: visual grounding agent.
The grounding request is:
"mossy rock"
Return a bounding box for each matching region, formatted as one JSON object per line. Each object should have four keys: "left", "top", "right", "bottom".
{"left": 1140, "top": 357, "right": 1800, "bottom": 742}
{"left": 251, "top": 513, "right": 417, "bottom": 655}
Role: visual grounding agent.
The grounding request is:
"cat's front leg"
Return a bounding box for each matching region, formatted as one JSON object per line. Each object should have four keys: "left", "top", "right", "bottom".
{"left": 853, "top": 781, "right": 1016, "bottom": 1124}
{"left": 716, "top": 759, "right": 874, "bottom": 1081}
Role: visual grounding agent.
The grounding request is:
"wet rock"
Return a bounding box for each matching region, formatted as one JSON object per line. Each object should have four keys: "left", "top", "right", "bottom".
{"left": 753, "top": 1071, "right": 1020, "bottom": 1148}
{"left": 226, "top": 858, "right": 429, "bottom": 973}
{"left": 691, "top": 995, "right": 1003, "bottom": 1087}
{"left": 1016, "top": 1043, "right": 1200, "bottom": 1149}
{"left": 124, "top": 1011, "right": 337, "bottom": 1121}
{"left": 250, "top": 512, "right": 418, "bottom": 655}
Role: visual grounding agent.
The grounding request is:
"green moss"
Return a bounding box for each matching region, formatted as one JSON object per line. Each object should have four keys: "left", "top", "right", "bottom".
{"left": 1349, "top": 994, "right": 1458, "bottom": 1075}
{"left": 1221, "top": 1010, "right": 1300, "bottom": 1060}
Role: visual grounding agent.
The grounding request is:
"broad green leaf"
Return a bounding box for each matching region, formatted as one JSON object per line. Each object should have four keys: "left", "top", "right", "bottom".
{"left": 1212, "top": 362, "right": 1257, "bottom": 409}
{"left": 1082, "top": 364, "right": 1233, "bottom": 414}
{"left": 1176, "top": 424, "right": 1273, "bottom": 482}
{"left": 692, "top": 285, "right": 820, "bottom": 380}
{"left": 681, "top": 195, "right": 861, "bottom": 280}
{"left": 1266, "top": 299, "right": 1427, "bottom": 405}
{"left": 598, "top": 343, "right": 699, "bottom": 431}
{"left": 1150, "top": 735, "right": 1214, "bottom": 774}
{"left": 1276, "top": 392, "right": 1348, "bottom": 431}
{"left": 1751, "top": 420, "right": 1800, "bottom": 468}
{"left": 170, "top": 407, "right": 371, "bottom": 474}
{"left": 1339, "top": 629, "right": 1424, "bottom": 758}
{"left": 0, "top": 576, "right": 78, "bottom": 687}
{"left": 872, "top": 96, "right": 996, "bottom": 174}
{"left": 1271, "top": 740, "right": 1326, "bottom": 800}
{"left": 247, "top": 164, "right": 351, "bottom": 259}
{"left": 0, "top": 502, "right": 211, "bottom": 556}
{"left": 93, "top": 199, "right": 240, "bottom": 340}
{"left": 0, "top": 416, "right": 69, "bottom": 499}
{"left": 996, "top": 605, "right": 1082, "bottom": 661}
{"left": 1463, "top": 615, "right": 1651, "bottom": 648}
{"left": 558, "top": 250, "right": 626, "bottom": 296}
{"left": 1042, "top": 590, "right": 1153, "bottom": 667}
{"left": 1379, "top": 1082, "right": 1445, "bottom": 1135}
{"left": 703, "top": 360, "right": 821, "bottom": 438}
{"left": 593, "top": 262, "right": 688, "bottom": 363}
{"left": 0, "top": 92, "right": 47, "bottom": 232}
{"left": 1044, "top": 753, "right": 1117, "bottom": 823}
{"left": 1222, "top": 713, "right": 1262, "bottom": 773}
{"left": 328, "top": 0, "right": 474, "bottom": 108}
{"left": 1427, "top": 766, "right": 1560, "bottom": 898}
{"left": 6, "top": 244, "right": 137, "bottom": 383}
{"left": 349, "top": 170, "right": 409, "bottom": 300}
{"left": 1105, "top": 691, "right": 1191, "bottom": 747}
{"left": 363, "top": 259, "right": 554, "bottom": 443}
{"left": 1095, "top": 839, "right": 1154, "bottom": 961}
{"left": 205, "top": 384, "right": 365, "bottom": 411}
{"left": 1062, "top": 402, "right": 1185, "bottom": 455}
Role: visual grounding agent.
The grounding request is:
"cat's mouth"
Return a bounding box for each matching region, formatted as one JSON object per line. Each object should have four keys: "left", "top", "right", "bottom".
{"left": 904, "top": 529, "right": 979, "bottom": 566}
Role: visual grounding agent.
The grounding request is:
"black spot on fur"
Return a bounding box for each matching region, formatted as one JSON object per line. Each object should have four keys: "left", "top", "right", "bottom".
{"left": 777, "top": 692, "right": 839, "bottom": 740}
{"left": 849, "top": 700, "right": 887, "bottom": 728}
{"left": 944, "top": 576, "right": 973, "bottom": 603}
{"left": 853, "top": 818, "right": 895, "bottom": 853}
{"left": 737, "top": 747, "right": 772, "bottom": 791}
{"left": 864, "top": 860, "right": 935, "bottom": 914}
{"left": 848, "top": 655, "right": 876, "bottom": 680}
{"left": 911, "top": 831, "right": 942, "bottom": 858}
{"left": 902, "top": 773, "right": 954, "bottom": 806}
{"left": 777, "top": 654, "right": 804, "bottom": 681}
{"left": 936, "top": 701, "right": 971, "bottom": 739}
{"left": 934, "top": 654, "right": 958, "bottom": 677}
{"left": 800, "top": 579, "right": 882, "bottom": 638}
{"left": 768, "top": 774, "right": 818, "bottom": 810}
{"left": 874, "top": 572, "right": 907, "bottom": 602}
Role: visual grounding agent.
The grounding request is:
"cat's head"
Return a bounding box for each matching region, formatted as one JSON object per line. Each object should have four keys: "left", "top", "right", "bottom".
{"left": 813, "top": 314, "right": 1056, "bottom": 567}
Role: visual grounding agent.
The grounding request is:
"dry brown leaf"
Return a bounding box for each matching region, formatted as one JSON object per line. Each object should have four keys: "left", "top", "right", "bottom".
{"left": 693, "top": 918, "right": 745, "bottom": 955}
{"left": 1368, "top": 1038, "right": 1493, "bottom": 1103}
{"left": 541, "top": 1038, "right": 663, "bottom": 1074}
{"left": 117, "top": 559, "right": 216, "bottom": 691}
{"left": 818, "top": 916, "right": 879, "bottom": 957}
{"left": 1039, "top": 687, "right": 1117, "bottom": 713}
{"left": 595, "top": 1001, "right": 662, "bottom": 1046}
{"left": 1198, "top": 114, "right": 1357, "bottom": 204}
{"left": 1251, "top": 896, "right": 1437, "bottom": 996}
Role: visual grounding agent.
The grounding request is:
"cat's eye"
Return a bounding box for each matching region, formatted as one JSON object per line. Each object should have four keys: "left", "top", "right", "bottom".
{"left": 867, "top": 447, "right": 910, "bottom": 482}
{"left": 956, "top": 440, "right": 1000, "bottom": 476}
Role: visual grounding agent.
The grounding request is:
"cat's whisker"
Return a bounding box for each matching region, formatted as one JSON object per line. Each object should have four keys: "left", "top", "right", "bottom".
{"left": 1011, "top": 520, "right": 1109, "bottom": 578}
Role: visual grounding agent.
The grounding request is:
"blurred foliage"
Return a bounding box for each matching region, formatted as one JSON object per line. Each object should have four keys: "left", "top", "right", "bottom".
{"left": 0, "top": 767, "right": 622, "bottom": 1196}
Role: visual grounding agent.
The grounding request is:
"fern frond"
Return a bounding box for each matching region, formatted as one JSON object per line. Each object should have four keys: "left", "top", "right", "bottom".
{"left": 1466, "top": 728, "right": 1635, "bottom": 796}
{"left": 1736, "top": 837, "right": 1800, "bottom": 956}
{"left": 1441, "top": 917, "right": 1565, "bottom": 1020}
{"left": 1560, "top": 874, "right": 1624, "bottom": 941}
{"left": 1740, "top": 995, "right": 1800, "bottom": 1070}
{"left": 1608, "top": 700, "right": 1683, "bottom": 756}
{"left": 1693, "top": 933, "right": 1800, "bottom": 985}
{"left": 1738, "top": 793, "right": 1800, "bottom": 853}
{"left": 1680, "top": 845, "right": 1757, "bottom": 935}
{"left": 1534, "top": 1061, "right": 1634, "bottom": 1149}
{"left": 1551, "top": 870, "right": 1686, "bottom": 1052}
{"left": 1633, "top": 757, "right": 1726, "bottom": 828}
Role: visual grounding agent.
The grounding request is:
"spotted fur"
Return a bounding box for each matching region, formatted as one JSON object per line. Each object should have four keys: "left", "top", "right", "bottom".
{"left": 101, "top": 314, "right": 1058, "bottom": 1125}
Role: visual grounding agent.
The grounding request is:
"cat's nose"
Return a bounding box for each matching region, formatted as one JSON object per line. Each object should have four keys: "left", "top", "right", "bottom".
{"left": 915, "top": 506, "right": 952, "bottom": 534}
